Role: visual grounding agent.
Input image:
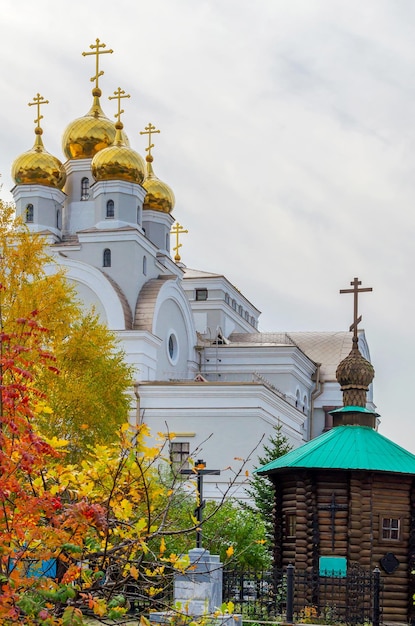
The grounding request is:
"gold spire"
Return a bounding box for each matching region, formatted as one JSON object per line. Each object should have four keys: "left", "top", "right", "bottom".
{"left": 170, "top": 222, "right": 188, "bottom": 262}
{"left": 12, "top": 93, "right": 66, "bottom": 189}
{"left": 140, "top": 122, "right": 160, "bottom": 160}
{"left": 82, "top": 38, "right": 113, "bottom": 96}
{"left": 109, "top": 87, "right": 130, "bottom": 128}
{"left": 63, "top": 41, "right": 129, "bottom": 160}
{"left": 28, "top": 93, "right": 49, "bottom": 131}
{"left": 91, "top": 87, "right": 144, "bottom": 184}
{"left": 140, "top": 123, "right": 175, "bottom": 214}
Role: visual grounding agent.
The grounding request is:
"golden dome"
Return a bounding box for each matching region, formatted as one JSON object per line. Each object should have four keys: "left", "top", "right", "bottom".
{"left": 91, "top": 122, "right": 145, "bottom": 184}
{"left": 12, "top": 128, "right": 66, "bottom": 189}
{"left": 62, "top": 89, "right": 129, "bottom": 160}
{"left": 142, "top": 155, "right": 175, "bottom": 214}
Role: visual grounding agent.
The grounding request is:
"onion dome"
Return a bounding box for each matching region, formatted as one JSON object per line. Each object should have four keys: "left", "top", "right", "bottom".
{"left": 91, "top": 120, "right": 145, "bottom": 184}
{"left": 142, "top": 154, "right": 175, "bottom": 214}
{"left": 336, "top": 340, "right": 375, "bottom": 408}
{"left": 62, "top": 88, "right": 129, "bottom": 160}
{"left": 12, "top": 125, "right": 66, "bottom": 189}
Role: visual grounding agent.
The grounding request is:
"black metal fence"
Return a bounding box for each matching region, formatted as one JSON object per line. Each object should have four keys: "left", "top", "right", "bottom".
{"left": 223, "top": 565, "right": 383, "bottom": 625}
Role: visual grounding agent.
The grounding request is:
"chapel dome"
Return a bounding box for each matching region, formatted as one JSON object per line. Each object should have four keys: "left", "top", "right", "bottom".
{"left": 142, "top": 155, "right": 175, "bottom": 214}
{"left": 12, "top": 127, "right": 66, "bottom": 189}
{"left": 336, "top": 342, "right": 375, "bottom": 407}
{"left": 91, "top": 122, "right": 145, "bottom": 184}
{"left": 62, "top": 89, "right": 129, "bottom": 160}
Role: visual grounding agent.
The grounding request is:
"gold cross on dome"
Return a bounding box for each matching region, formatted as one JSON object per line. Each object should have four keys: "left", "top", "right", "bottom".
{"left": 82, "top": 38, "right": 113, "bottom": 91}
{"left": 109, "top": 87, "right": 130, "bottom": 125}
{"left": 140, "top": 122, "right": 160, "bottom": 158}
{"left": 340, "top": 277, "right": 373, "bottom": 343}
{"left": 28, "top": 93, "right": 49, "bottom": 129}
{"left": 170, "top": 222, "right": 188, "bottom": 262}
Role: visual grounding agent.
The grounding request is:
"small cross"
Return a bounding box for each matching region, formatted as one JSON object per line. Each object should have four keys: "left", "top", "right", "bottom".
{"left": 108, "top": 87, "right": 130, "bottom": 125}
{"left": 340, "top": 277, "right": 372, "bottom": 344}
{"left": 28, "top": 93, "right": 49, "bottom": 129}
{"left": 318, "top": 493, "right": 348, "bottom": 552}
{"left": 140, "top": 122, "right": 160, "bottom": 159}
{"left": 170, "top": 222, "right": 188, "bottom": 262}
{"left": 82, "top": 38, "right": 113, "bottom": 91}
{"left": 181, "top": 459, "right": 221, "bottom": 549}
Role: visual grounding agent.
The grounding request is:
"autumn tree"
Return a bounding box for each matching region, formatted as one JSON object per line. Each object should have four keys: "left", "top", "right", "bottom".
{"left": 0, "top": 315, "right": 251, "bottom": 623}
{"left": 0, "top": 202, "right": 133, "bottom": 459}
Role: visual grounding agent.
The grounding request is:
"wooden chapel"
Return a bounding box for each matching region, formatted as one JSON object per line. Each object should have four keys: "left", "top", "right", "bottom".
{"left": 257, "top": 279, "right": 415, "bottom": 623}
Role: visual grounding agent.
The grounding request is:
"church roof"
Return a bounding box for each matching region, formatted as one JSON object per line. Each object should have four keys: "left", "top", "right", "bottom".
{"left": 256, "top": 425, "right": 415, "bottom": 476}
{"left": 287, "top": 331, "right": 354, "bottom": 381}
{"left": 229, "top": 331, "right": 359, "bottom": 381}
{"left": 183, "top": 268, "right": 223, "bottom": 279}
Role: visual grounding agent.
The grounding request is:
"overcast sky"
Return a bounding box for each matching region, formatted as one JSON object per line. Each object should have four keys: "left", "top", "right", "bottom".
{"left": 1, "top": 0, "right": 415, "bottom": 450}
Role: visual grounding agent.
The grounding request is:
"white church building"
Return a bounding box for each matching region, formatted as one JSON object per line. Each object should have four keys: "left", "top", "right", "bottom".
{"left": 9, "top": 42, "right": 374, "bottom": 498}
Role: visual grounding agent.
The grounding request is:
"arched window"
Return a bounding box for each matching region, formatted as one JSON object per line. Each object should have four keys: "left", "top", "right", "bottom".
{"left": 103, "top": 248, "right": 111, "bottom": 267}
{"left": 166, "top": 233, "right": 169, "bottom": 252}
{"left": 295, "top": 389, "right": 301, "bottom": 408}
{"left": 25, "top": 204, "right": 34, "bottom": 223}
{"left": 137, "top": 205, "right": 141, "bottom": 224}
{"left": 225, "top": 293, "right": 230, "bottom": 305}
{"left": 81, "top": 177, "right": 89, "bottom": 200}
{"left": 56, "top": 208, "right": 61, "bottom": 229}
{"left": 143, "top": 255, "right": 147, "bottom": 276}
{"left": 238, "top": 305, "right": 243, "bottom": 316}
{"left": 106, "top": 199, "right": 115, "bottom": 218}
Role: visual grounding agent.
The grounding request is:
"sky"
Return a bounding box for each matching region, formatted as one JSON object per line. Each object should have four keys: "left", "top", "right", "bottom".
{"left": 0, "top": 0, "right": 415, "bottom": 449}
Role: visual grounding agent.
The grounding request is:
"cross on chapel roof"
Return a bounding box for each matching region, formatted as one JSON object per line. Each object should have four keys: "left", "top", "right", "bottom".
{"left": 339, "top": 277, "right": 372, "bottom": 346}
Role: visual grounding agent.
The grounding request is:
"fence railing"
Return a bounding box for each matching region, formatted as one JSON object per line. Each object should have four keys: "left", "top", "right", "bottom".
{"left": 223, "top": 565, "right": 383, "bottom": 625}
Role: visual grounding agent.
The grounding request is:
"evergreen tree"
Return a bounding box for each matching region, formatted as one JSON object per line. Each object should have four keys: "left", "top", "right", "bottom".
{"left": 242, "top": 424, "right": 292, "bottom": 543}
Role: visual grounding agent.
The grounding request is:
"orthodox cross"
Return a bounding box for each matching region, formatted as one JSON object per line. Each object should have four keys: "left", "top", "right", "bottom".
{"left": 82, "top": 38, "right": 113, "bottom": 91}
{"left": 171, "top": 222, "right": 188, "bottom": 262}
{"left": 28, "top": 93, "right": 49, "bottom": 129}
{"left": 180, "top": 459, "right": 221, "bottom": 549}
{"left": 108, "top": 87, "right": 130, "bottom": 125}
{"left": 318, "top": 493, "right": 348, "bottom": 552}
{"left": 340, "top": 277, "right": 372, "bottom": 344}
{"left": 140, "top": 122, "right": 161, "bottom": 159}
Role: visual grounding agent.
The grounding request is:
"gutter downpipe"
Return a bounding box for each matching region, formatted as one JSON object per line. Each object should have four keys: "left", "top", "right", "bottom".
{"left": 309, "top": 363, "right": 323, "bottom": 440}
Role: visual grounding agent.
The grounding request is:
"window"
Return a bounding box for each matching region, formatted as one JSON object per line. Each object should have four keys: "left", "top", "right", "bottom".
{"left": 103, "top": 248, "right": 111, "bottom": 267}
{"left": 196, "top": 288, "right": 208, "bottom": 301}
{"left": 106, "top": 199, "right": 115, "bottom": 218}
{"left": 244, "top": 311, "right": 249, "bottom": 321}
{"left": 137, "top": 205, "right": 141, "bottom": 224}
{"left": 232, "top": 299, "right": 237, "bottom": 310}
{"left": 238, "top": 305, "right": 243, "bottom": 316}
{"left": 381, "top": 517, "right": 401, "bottom": 541}
{"left": 25, "top": 204, "right": 34, "bottom": 223}
{"left": 285, "top": 514, "right": 296, "bottom": 538}
{"left": 143, "top": 255, "right": 147, "bottom": 276}
{"left": 167, "top": 332, "right": 179, "bottom": 364}
{"left": 56, "top": 208, "right": 61, "bottom": 229}
{"left": 225, "top": 293, "right": 230, "bottom": 305}
{"left": 170, "top": 441, "right": 190, "bottom": 471}
{"left": 81, "top": 177, "right": 89, "bottom": 200}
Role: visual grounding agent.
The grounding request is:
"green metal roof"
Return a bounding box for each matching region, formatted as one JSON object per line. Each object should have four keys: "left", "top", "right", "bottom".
{"left": 256, "top": 425, "right": 415, "bottom": 476}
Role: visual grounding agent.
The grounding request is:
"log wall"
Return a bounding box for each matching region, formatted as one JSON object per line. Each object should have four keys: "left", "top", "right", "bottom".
{"left": 274, "top": 469, "right": 414, "bottom": 623}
